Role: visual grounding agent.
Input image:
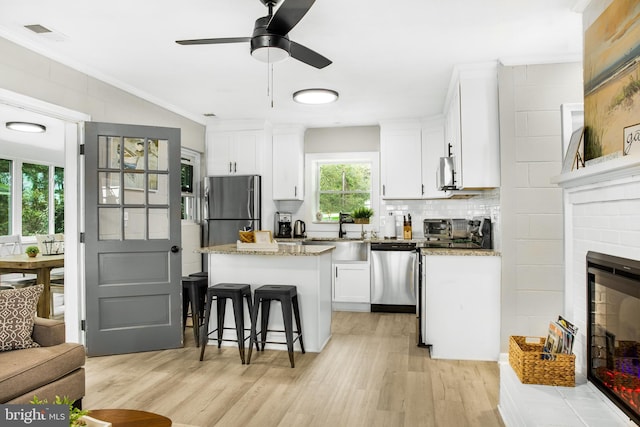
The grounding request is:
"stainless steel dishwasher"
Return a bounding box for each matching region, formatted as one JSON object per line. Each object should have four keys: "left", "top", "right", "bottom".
{"left": 370, "top": 241, "right": 417, "bottom": 313}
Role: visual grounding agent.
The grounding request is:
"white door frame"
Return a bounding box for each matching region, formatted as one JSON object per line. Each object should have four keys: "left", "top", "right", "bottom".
{"left": 0, "top": 88, "right": 90, "bottom": 343}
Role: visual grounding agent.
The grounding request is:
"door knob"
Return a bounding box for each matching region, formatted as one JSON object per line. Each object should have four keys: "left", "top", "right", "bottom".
{"left": 170, "top": 246, "right": 180, "bottom": 253}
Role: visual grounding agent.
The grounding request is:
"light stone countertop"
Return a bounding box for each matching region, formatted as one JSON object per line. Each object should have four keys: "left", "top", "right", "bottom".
{"left": 197, "top": 243, "right": 335, "bottom": 256}
{"left": 420, "top": 248, "right": 501, "bottom": 256}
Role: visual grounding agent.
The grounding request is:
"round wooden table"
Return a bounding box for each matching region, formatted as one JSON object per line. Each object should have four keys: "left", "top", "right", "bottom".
{"left": 87, "top": 409, "right": 171, "bottom": 427}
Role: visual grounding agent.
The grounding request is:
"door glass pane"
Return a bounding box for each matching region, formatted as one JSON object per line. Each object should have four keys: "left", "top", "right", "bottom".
{"left": 99, "top": 207, "right": 121, "bottom": 240}
{"left": 148, "top": 174, "right": 168, "bottom": 205}
{"left": 22, "top": 163, "right": 49, "bottom": 235}
{"left": 124, "top": 184, "right": 145, "bottom": 205}
{"left": 150, "top": 139, "right": 168, "bottom": 171}
{"left": 149, "top": 208, "right": 169, "bottom": 239}
{"left": 124, "top": 171, "right": 145, "bottom": 192}
{"left": 98, "top": 172, "right": 121, "bottom": 204}
{"left": 124, "top": 138, "right": 145, "bottom": 171}
{"left": 98, "top": 136, "right": 121, "bottom": 169}
{"left": 124, "top": 208, "right": 146, "bottom": 240}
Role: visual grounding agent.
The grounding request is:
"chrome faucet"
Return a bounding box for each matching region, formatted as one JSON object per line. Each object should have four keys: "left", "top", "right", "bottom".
{"left": 338, "top": 212, "right": 354, "bottom": 238}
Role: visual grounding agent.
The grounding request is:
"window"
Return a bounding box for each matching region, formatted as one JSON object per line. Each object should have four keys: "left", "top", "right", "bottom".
{"left": 317, "top": 162, "right": 371, "bottom": 222}
{"left": 0, "top": 158, "right": 63, "bottom": 236}
{"left": 306, "top": 152, "right": 379, "bottom": 225}
{"left": 180, "top": 148, "right": 200, "bottom": 222}
{"left": 0, "top": 159, "right": 11, "bottom": 235}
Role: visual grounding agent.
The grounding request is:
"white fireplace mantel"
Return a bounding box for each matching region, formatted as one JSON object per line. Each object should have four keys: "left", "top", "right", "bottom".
{"left": 552, "top": 154, "right": 640, "bottom": 190}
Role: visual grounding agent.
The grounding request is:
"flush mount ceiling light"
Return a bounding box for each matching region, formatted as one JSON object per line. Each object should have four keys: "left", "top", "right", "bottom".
{"left": 293, "top": 89, "right": 339, "bottom": 105}
{"left": 5, "top": 121, "right": 47, "bottom": 133}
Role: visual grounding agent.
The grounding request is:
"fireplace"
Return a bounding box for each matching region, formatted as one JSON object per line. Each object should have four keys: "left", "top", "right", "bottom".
{"left": 587, "top": 251, "right": 640, "bottom": 425}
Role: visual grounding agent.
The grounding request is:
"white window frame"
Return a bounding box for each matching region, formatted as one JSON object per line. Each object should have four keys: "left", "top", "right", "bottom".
{"left": 304, "top": 152, "right": 379, "bottom": 234}
{"left": 2, "top": 157, "right": 62, "bottom": 241}
{"left": 180, "top": 147, "right": 201, "bottom": 223}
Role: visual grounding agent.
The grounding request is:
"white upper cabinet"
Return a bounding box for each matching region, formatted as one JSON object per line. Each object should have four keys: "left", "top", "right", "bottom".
{"left": 421, "top": 116, "right": 450, "bottom": 199}
{"left": 272, "top": 127, "right": 304, "bottom": 200}
{"left": 444, "top": 62, "right": 500, "bottom": 190}
{"left": 380, "top": 121, "right": 423, "bottom": 199}
{"left": 207, "top": 130, "right": 261, "bottom": 175}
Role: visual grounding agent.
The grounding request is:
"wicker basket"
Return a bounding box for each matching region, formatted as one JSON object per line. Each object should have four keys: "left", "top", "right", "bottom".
{"left": 508, "top": 336, "right": 575, "bottom": 387}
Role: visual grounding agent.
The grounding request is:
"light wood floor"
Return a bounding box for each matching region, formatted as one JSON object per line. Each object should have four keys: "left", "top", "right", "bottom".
{"left": 84, "top": 311, "right": 504, "bottom": 427}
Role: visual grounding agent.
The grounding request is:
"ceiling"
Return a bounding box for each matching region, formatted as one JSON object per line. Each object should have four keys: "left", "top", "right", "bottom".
{"left": 0, "top": 0, "right": 585, "bottom": 130}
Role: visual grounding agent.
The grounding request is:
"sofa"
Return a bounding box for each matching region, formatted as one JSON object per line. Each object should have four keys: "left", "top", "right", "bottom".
{"left": 0, "top": 317, "right": 86, "bottom": 404}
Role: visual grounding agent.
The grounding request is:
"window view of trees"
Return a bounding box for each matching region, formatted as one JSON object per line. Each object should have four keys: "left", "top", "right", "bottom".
{"left": 22, "top": 163, "right": 50, "bottom": 235}
{"left": 54, "top": 167, "right": 64, "bottom": 233}
{"left": 0, "top": 159, "right": 11, "bottom": 235}
{"left": 318, "top": 163, "right": 371, "bottom": 222}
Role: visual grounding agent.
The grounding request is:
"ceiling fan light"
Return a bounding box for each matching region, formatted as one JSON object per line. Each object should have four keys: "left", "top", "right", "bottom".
{"left": 251, "top": 46, "right": 289, "bottom": 63}
{"left": 5, "top": 121, "right": 47, "bottom": 133}
{"left": 293, "top": 89, "right": 339, "bottom": 105}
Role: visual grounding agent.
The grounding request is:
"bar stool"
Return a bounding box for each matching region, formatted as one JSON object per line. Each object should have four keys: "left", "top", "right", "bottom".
{"left": 199, "top": 283, "right": 258, "bottom": 364}
{"left": 189, "top": 272, "right": 208, "bottom": 278}
{"left": 182, "top": 276, "right": 208, "bottom": 346}
{"left": 247, "top": 285, "right": 305, "bottom": 368}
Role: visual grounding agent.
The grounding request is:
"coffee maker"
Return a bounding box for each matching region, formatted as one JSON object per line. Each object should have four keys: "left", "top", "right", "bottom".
{"left": 274, "top": 212, "right": 292, "bottom": 238}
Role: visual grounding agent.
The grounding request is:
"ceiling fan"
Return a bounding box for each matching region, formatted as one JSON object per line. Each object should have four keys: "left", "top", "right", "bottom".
{"left": 176, "top": 0, "right": 332, "bottom": 69}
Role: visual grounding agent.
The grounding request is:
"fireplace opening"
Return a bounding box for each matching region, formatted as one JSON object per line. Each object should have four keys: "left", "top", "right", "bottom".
{"left": 587, "top": 251, "right": 640, "bottom": 425}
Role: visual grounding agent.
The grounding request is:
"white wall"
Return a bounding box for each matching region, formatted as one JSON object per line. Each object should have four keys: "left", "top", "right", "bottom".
{"left": 499, "top": 62, "right": 584, "bottom": 351}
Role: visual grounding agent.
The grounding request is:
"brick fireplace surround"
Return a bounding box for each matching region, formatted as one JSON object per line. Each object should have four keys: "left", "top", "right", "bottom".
{"left": 498, "top": 156, "right": 640, "bottom": 426}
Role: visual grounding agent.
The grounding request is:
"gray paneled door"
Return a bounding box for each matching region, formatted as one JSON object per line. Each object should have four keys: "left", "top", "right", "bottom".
{"left": 84, "top": 122, "right": 182, "bottom": 356}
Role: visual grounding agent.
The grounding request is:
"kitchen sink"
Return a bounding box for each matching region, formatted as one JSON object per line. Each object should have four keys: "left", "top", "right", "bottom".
{"left": 302, "top": 239, "right": 369, "bottom": 262}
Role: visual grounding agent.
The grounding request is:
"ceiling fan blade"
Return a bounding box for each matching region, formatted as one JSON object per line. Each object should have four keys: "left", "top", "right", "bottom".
{"left": 290, "top": 41, "right": 331, "bottom": 69}
{"left": 176, "top": 37, "right": 251, "bottom": 45}
{"left": 267, "top": 0, "right": 316, "bottom": 35}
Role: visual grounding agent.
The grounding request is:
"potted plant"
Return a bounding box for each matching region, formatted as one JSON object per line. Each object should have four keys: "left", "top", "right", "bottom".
{"left": 25, "top": 246, "right": 39, "bottom": 258}
{"left": 31, "top": 395, "right": 89, "bottom": 426}
{"left": 352, "top": 207, "right": 374, "bottom": 224}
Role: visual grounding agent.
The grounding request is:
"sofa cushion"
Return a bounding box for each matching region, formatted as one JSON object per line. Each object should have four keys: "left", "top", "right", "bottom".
{"left": 0, "top": 285, "right": 43, "bottom": 351}
{"left": 0, "top": 342, "right": 85, "bottom": 402}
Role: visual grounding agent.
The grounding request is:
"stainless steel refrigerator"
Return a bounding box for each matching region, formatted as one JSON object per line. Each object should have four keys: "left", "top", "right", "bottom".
{"left": 203, "top": 175, "right": 261, "bottom": 247}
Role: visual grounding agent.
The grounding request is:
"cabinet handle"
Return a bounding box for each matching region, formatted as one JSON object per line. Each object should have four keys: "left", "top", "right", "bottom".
{"left": 335, "top": 267, "right": 338, "bottom": 278}
{"left": 382, "top": 184, "right": 386, "bottom": 196}
{"left": 234, "top": 162, "right": 237, "bottom": 173}
{"left": 422, "top": 184, "right": 425, "bottom": 195}
{"left": 228, "top": 162, "right": 232, "bottom": 173}
{"left": 294, "top": 186, "right": 297, "bottom": 197}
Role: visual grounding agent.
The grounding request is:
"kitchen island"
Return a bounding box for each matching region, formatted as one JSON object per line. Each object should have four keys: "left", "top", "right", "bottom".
{"left": 197, "top": 243, "right": 334, "bottom": 352}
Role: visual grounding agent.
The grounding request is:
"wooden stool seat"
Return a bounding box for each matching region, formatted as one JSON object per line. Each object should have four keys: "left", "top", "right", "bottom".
{"left": 247, "top": 284, "right": 305, "bottom": 368}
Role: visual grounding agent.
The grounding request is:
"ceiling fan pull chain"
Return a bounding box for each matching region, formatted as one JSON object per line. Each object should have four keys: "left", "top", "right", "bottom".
{"left": 270, "top": 63, "right": 274, "bottom": 108}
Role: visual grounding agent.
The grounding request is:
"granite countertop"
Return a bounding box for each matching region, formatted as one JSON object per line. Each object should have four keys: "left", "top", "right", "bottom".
{"left": 198, "top": 243, "right": 335, "bottom": 256}
{"left": 420, "top": 248, "right": 501, "bottom": 256}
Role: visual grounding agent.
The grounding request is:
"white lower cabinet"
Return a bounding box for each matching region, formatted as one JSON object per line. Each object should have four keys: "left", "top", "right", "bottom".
{"left": 333, "top": 263, "right": 370, "bottom": 303}
{"left": 423, "top": 254, "right": 501, "bottom": 361}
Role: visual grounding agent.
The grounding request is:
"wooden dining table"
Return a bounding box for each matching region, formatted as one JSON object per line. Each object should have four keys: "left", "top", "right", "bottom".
{"left": 0, "top": 253, "right": 64, "bottom": 318}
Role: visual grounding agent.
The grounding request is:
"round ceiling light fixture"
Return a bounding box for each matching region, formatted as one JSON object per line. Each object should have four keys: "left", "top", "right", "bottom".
{"left": 293, "top": 89, "right": 339, "bottom": 105}
{"left": 5, "top": 121, "right": 47, "bottom": 133}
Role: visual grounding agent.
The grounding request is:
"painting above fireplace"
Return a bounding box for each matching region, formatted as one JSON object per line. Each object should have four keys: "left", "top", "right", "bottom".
{"left": 587, "top": 251, "right": 640, "bottom": 425}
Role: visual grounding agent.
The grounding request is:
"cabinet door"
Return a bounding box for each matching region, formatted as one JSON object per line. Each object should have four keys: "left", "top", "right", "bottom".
{"left": 207, "top": 132, "right": 234, "bottom": 175}
{"left": 459, "top": 73, "right": 500, "bottom": 189}
{"left": 272, "top": 130, "right": 304, "bottom": 200}
{"left": 421, "top": 119, "right": 449, "bottom": 199}
{"left": 233, "top": 131, "right": 260, "bottom": 175}
{"left": 380, "top": 126, "right": 423, "bottom": 199}
{"left": 445, "top": 85, "right": 462, "bottom": 189}
{"left": 333, "top": 263, "right": 370, "bottom": 303}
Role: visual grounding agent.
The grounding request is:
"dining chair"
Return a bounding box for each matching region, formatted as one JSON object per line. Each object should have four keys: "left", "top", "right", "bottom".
{"left": 36, "top": 234, "right": 65, "bottom": 283}
{"left": 0, "top": 235, "right": 37, "bottom": 287}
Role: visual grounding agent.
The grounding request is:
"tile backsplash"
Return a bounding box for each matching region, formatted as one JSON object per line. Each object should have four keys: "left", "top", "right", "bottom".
{"left": 380, "top": 189, "right": 501, "bottom": 247}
